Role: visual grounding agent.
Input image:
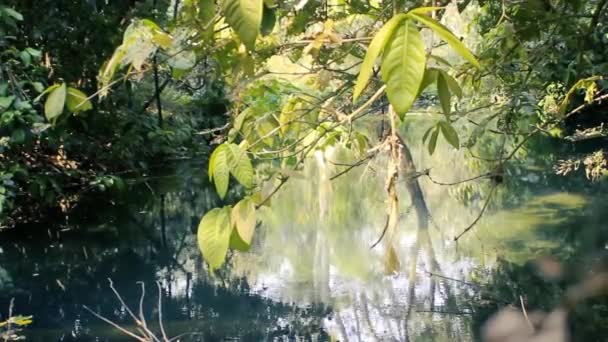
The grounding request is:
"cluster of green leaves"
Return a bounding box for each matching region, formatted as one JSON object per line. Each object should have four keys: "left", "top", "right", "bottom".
{"left": 208, "top": 142, "right": 254, "bottom": 198}
{"left": 353, "top": 7, "right": 479, "bottom": 117}
{"left": 197, "top": 196, "right": 257, "bottom": 270}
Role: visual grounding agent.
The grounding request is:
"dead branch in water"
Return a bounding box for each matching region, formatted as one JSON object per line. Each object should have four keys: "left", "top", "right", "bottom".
{"left": 83, "top": 279, "right": 193, "bottom": 342}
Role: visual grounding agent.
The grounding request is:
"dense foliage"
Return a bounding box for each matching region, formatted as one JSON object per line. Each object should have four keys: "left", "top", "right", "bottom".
{"left": 0, "top": 1, "right": 228, "bottom": 225}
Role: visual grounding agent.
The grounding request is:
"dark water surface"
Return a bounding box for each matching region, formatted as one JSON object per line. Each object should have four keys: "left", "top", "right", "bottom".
{"left": 0, "top": 143, "right": 607, "bottom": 341}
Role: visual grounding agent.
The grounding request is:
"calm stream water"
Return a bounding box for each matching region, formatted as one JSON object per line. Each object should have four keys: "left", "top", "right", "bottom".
{"left": 0, "top": 131, "right": 607, "bottom": 341}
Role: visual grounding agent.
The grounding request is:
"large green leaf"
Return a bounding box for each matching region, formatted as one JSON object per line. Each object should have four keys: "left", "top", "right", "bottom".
{"left": 66, "top": 87, "right": 93, "bottom": 113}
{"left": 221, "top": 0, "right": 263, "bottom": 50}
{"left": 381, "top": 19, "right": 426, "bottom": 118}
{"left": 437, "top": 72, "right": 451, "bottom": 116}
{"left": 227, "top": 143, "right": 254, "bottom": 188}
{"left": 209, "top": 144, "right": 230, "bottom": 198}
{"left": 231, "top": 197, "right": 256, "bottom": 245}
{"left": 407, "top": 12, "right": 480, "bottom": 68}
{"left": 197, "top": 207, "right": 232, "bottom": 270}
{"left": 44, "top": 83, "right": 66, "bottom": 122}
{"left": 353, "top": 14, "right": 406, "bottom": 102}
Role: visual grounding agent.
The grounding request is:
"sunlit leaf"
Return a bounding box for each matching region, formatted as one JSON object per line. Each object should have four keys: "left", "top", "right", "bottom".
{"left": 229, "top": 228, "right": 250, "bottom": 251}
{"left": 33, "top": 84, "right": 60, "bottom": 102}
{"left": 428, "top": 127, "right": 439, "bottom": 155}
{"left": 45, "top": 83, "right": 66, "bottom": 122}
{"left": 381, "top": 19, "right": 426, "bottom": 118}
{"left": 407, "top": 12, "right": 480, "bottom": 68}
{"left": 437, "top": 72, "right": 451, "bottom": 116}
{"left": 353, "top": 14, "right": 406, "bottom": 102}
{"left": 66, "top": 87, "right": 92, "bottom": 112}
{"left": 408, "top": 6, "right": 444, "bottom": 14}
{"left": 227, "top": 143, "right": 254, "bottom": 188}
{"left": 197, "top": 207, "right": 232, "bottom": 270}
{"left": 209, "top": 144, "right": 230, "bottom": 198}
{"left": 221, "top": 0, "right": 264, "bottom": 50}
{"left": 231, "top": 197, "right": 256, "bottom": 245}
{"left": 439, "top": 121, "right": 459, "bottom": 148}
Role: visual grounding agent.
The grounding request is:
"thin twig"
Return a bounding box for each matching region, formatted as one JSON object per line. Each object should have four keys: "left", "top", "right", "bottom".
{"left": 82, "top": 306, "right": 147, "bottom": 342}
{"left": 157, "top": 282, "right": 169, "bottom": 341}
{"left": 426, "top": 172, "right": 491, "bottom": 186}
{"left": 453, "top": 184, "right": 498, "bottom": 241}
{"left": 520, "top": 295, "right": 535, "bottom": 333}
{"left": 108, "top": 279, "right": 142, "bottom": 326}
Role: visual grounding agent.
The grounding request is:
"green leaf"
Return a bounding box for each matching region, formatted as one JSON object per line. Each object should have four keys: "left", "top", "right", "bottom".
{"left": 422, "top": 125, "right": 434, "bottom": 143}
{"left": 429, "top": 54, "right": 451, "bottom": 67}
{"left": 417, "top": 68, "right": 438, "bottom": 97}
{"left": 231, "top": 197, "right": 256, "bottom": 245}
{"left": 209, "top": 144, "right": 230, "bottom": 198}
{"left": 34, "top": 84, "right": 60, "bottom": 102}
{"left": 66, "top": 87, "right": 93, "bottom": 112}
{"left": 2, "top": 7, "right": 23, "bottom": 21}
{"left": 381, "top": 19, "right": 426, "bottom": 118}
{"left": 19, "top": 50, "right": 31, "bottom": 66}
{"left": 197, "top": 207, "right": 232, "bottom": 270}
{"left": 0, "top": 96, "right": 15, "bottom": 110}
{"left": 437, "top": 72, "right": 451, "bottom": 116}
{"left": 428, "top": 127, "right": 439, "bottom": 155}
{"left": 439, "top": 121, "right": 459, "bottom": 148}
{"left": 229, "top": 228, "right": 251, "bottom": 251}
{"left": 227, "top": 143, "right": 254, "bottom": 188}
{"left": 409, "top": 6, "right": 444, "bottom": 14}
{"left": 441, "top": 70, "right": 462, "bottom": 98}
{"left": 31, "top": 82, "right": 45, "bottom": 93}
{"left": 353, "top": 14, "right": 406, "bottom": 102}
{"left": 25, "top": 47, "right": 41, "bottom": 58}
{"left": 221, "top": 0, "right": 264, "bottom": 50}
{"left": 407, "top": 12, "right": 480, "bottom": 68}
{"left": 260, "top": 5, "right": 276, "bottom": 36}
{"left": 44, "top": 83, "right": 66, "bottom": 122}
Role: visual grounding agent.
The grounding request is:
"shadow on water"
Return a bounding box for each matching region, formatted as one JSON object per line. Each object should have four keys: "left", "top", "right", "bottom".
{"left": 0, "top": 132, "right": 607, "bottom": 341}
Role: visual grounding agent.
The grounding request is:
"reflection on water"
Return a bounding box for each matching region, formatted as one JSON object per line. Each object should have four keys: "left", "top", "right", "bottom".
{"left": 0, "top": 134, "right": 607, "bottom": 341}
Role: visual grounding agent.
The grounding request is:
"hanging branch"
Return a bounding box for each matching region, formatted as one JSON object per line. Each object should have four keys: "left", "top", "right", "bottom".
{"left": 453, "top": 183, "right": 498, "bottom": 241}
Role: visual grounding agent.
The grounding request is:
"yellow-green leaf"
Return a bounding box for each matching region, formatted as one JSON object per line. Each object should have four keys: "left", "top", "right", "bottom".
{"left": 227, "top": 143, "right": 254, "bottom": 188}
{"left": 408, "top": 6, "right": 444, "bottom": 14}
{"left": 209, "top": 144, "right": 230, "bottom": 198}
{"left": 231, "top": 197, "right": 256, "bottom": 245}
{"left": 221, "top": 0, "right": 264, "bottom": 50}
{"left": 407, "top": 12, "right": 480, "bottom": 68}
{"left": 45, "top": 83, "right": 66, "bottom": 122}
{"left": 381, "top": 19, "right": 426, "bottom": 118}
{"left": 353, "top": 14, "right": 406, "bottom": 102}
{"left": 66, "top": 87, "right": 93, "bottom": 112}
{"left": 197, "top": 207, "right": 232, "bottom": 270}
